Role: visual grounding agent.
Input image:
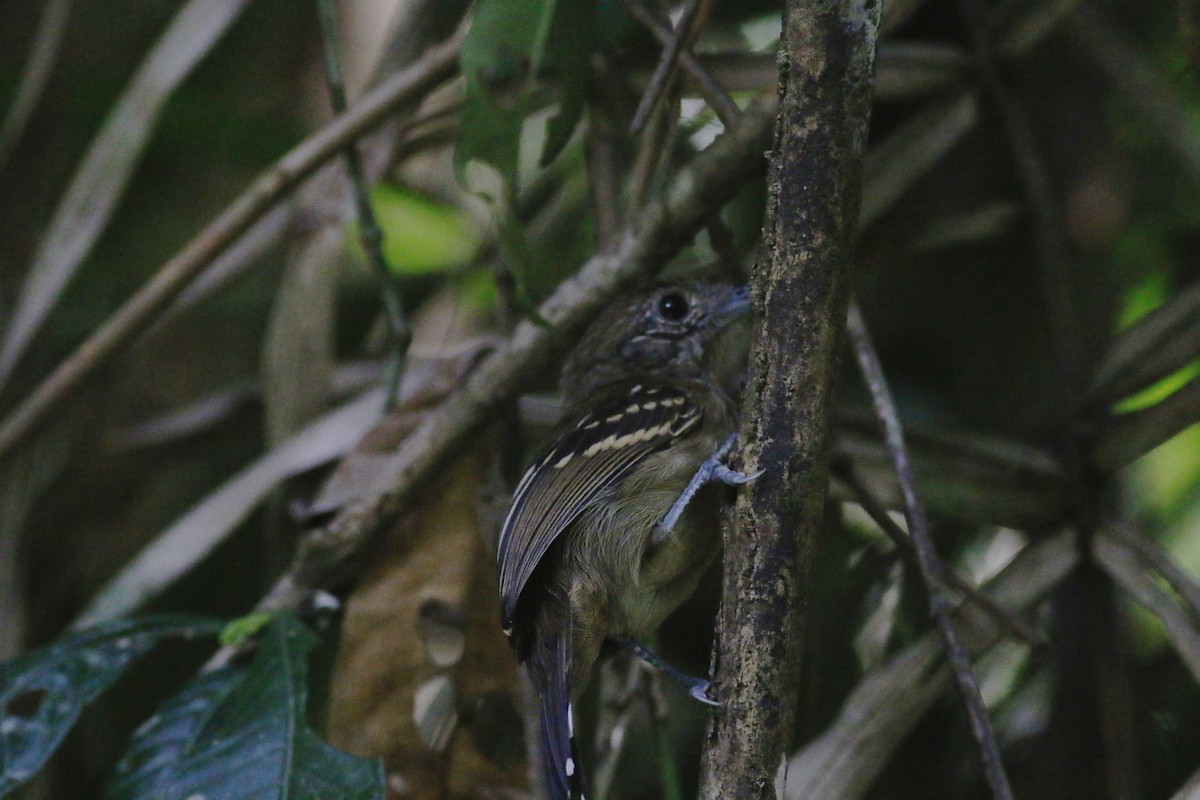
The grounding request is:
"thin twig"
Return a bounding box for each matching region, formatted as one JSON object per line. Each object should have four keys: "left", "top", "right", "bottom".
{"left": 847, "top": 300, "right": 1015, "bottom": 800}
{"left": 628, "top": 86, "right": 677, "bottom": 211}
{"left": 832, "top": 458, "right": 1046, "bottom": 649}
{"left": 620, "top": 0, "right": 740, "bottom": 127}
{"left": 585, "top": 83, "right": 624, "bottom": 252}
{"left": 0, "top": 0, "right": 72, "bottom": 172}
{"left": 0, "top": 34, "right": 462, "bottom": 467}
{"left": 705, "top": 215, "right": 743, "bottom": 280}
{"left": 591, "top": 655, "right": 644, "bottom": 799}
{"left": 315, "top": 0, "right": 411, "bottom": 410}
{"left": 629, "top": 0, "right": 707, "bottom": 134}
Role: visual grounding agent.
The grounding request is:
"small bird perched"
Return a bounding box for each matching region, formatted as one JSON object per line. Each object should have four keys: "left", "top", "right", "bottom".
{"left": 496, "top": 281, "right": 754, "bottom": 800}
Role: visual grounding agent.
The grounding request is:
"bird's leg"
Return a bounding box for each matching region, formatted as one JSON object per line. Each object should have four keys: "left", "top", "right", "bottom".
{"left": 651, "top": 433, "right": 761, "bottom": 545}
{"left": 613, "top": 637, "right": 719, "bottom": 707}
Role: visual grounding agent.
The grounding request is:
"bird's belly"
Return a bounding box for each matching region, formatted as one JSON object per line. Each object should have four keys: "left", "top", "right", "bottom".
{"left": 563, "top": 484, "right": 721, "bottom": 640}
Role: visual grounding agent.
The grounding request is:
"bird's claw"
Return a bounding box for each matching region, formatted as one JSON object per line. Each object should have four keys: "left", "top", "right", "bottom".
{"left": 713, "top": 464, "right": 764, "bottom": 486}
{"left": 688, "top": 680, "right": 721, "bottom": 708}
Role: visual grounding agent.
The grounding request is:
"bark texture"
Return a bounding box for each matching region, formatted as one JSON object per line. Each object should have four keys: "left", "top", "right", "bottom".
{"left": 698, "top": 2, "right": 880, "bottom": 798}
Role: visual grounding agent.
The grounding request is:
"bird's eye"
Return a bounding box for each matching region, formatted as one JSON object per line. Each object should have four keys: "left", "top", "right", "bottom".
{"left": 657, "top": 292, "right": 689, "bottom": 321}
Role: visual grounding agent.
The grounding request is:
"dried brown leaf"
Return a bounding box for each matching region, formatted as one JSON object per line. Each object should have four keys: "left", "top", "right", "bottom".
{"left": 325, "top": 429, "right": 526, "bottom": 800}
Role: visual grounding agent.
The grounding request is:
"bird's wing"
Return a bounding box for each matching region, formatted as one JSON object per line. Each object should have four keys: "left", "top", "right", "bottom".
{"left": 497, "top": 383, "right": 701, "bottom": 630}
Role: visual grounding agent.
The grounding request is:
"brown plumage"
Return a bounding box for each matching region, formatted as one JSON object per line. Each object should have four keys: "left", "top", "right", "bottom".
{"left": 496, "top": 281, "right": 750, "bottom": 800}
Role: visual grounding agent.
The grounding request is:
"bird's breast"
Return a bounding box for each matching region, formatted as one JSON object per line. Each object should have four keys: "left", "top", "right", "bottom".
{"left": 558, "top": 431, "right": 724, "bottom": 639}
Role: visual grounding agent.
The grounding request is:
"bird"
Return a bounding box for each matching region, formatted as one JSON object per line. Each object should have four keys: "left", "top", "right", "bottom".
{"left": 496, "top": 280, "right": 754, "bottom": 800}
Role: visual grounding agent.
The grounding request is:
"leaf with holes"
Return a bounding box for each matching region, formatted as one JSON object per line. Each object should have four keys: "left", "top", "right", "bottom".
{"left": 103, "top": 613, "right": 383, "bottom": 800}
{"left": 0, "top": 615, "right": 222, "bottom": 795}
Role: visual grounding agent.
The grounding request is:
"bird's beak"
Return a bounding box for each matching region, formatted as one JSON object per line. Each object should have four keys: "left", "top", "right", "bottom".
{"left": 714, "top": 284, "right": 750, "bottom": 326}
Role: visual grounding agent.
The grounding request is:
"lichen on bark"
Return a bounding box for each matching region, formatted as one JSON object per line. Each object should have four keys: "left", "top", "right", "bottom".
{"left": 698, "top": 2, "right": 881, "bottom": 798}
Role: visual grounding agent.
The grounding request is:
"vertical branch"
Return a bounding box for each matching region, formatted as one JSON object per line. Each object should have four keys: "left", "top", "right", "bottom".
{"left": 697, "top": 1, "right": 879, "bottom": 797}
{"left": 846, "top": 302, "right": 1015, "bottom": 800}
{"left": 315, "top": 0, "right": 411, "bottom": 409}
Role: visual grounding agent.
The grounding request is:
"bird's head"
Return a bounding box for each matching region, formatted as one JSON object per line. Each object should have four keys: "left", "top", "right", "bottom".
{"left": 562, "top": 282, "right": 751, "bottom": 403}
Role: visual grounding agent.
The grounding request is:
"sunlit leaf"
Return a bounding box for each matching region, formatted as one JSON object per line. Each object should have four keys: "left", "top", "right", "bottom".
{"left": 219, "top": 612, "right": 277, "bottom": 648}
{"left": 1114, "top": 361, "right": 1200, "bottom": 412}
{"left": 1130, "top": 424, "right": 1200, "bottom": 517}
{"left": 363, "top": 184, "right": 479, "bottom": 274}
{"left": 1092, "top": 276, "right": 1200, "bottom": 407}
{"left": 1093, "top": 378, "right": 1200, "bottom": 472}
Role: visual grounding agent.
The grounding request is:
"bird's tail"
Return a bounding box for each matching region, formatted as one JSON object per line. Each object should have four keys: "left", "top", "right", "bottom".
{"left": 537, "top": 623, "right": 585, "bottom": 800}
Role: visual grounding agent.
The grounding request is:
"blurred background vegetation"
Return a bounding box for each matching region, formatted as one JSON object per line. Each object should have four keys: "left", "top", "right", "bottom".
{"left": 0, "top": 0, "right": 1198, "bottom": 798}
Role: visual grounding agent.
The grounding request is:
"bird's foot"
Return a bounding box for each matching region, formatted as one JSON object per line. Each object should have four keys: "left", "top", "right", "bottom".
{"left": 651, "top": 434, "right": 762, "bottom": 545}
{"left": 686, "top": 678, "right": 721, "bottom": 708}
{"left": 614, "top": 637, "right": 720, "bottom": 708}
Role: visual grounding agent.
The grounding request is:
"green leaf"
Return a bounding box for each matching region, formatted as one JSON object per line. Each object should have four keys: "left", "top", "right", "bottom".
{"left": 362, "top": 185, "right": 478, "bottom": 275}
{"left": 0, "top": 615, "right": 222, "bottom": 795}
{"left": 457, "top": 0, "right": 596, "bottom": 186}
{"left": 219, "top": 611, "right": 277, "bottom": 648}
{"left": 538, "top": 0, "right": 595, "bottom": 166}
{"left": 104, "top": 613, "right": 383, "bottom": 800}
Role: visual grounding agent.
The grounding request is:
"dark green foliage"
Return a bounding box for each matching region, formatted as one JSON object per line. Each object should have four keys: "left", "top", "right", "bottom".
{"left": 103, "top": 614, "right": 382, "bottom": 800}
{"left": 0, "top": 616, "right": 222, "bottom": 796}
{"left": 457, "top": 0, "right": 596, "bottom": 185}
